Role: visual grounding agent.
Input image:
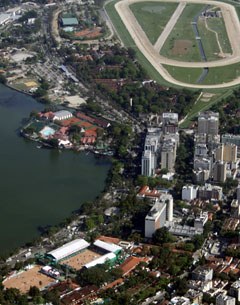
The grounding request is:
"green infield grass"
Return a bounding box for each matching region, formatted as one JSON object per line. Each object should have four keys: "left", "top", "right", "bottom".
{"left": 160, "top": 3, "right": 205, "bottom": 61}
{"left": 129, "top": 2, "right": 178, "bottom": 44}
{"left": 197, "top": 15, "right": 232, "bottom": 61}
{"left": 164, "top": 62, "right": 240, "bottom": 85}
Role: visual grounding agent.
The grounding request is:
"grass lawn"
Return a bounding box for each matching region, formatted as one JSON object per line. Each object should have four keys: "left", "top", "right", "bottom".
{"left": 164, "top": 62, "right": 240, "bottom": 85}
{"left": 202, "top": 62, "right": 240, "bottom": 85}
{"left": 163, "top": 65, "right": 203, "bottom": 83}
{"left": 130, "top": 2, "right": 178, "bottom": 44}
{"left": 197, "top": 16, "right": 232, "bottom": 61}
{"left": 160, "top": 4, "right": 205, "bottom": 61}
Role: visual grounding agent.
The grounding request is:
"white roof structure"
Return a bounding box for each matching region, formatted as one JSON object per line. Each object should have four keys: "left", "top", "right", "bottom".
{"left": 84, "top": 252, "right": 116, "bottom": 269}
{"left": 48, "top": 239, "right": 90, "bottom": 261}
{"left": 64, "top": 95, "right": 86, "bottom": 107}
{"left": 0, "top": 14, "right": 11, "bottom": 25}
{"left": 94, "top": 240, "right": 122, "bottom": 254}
{"left": 53, "top": 110, "right": 72, "bottom": 121}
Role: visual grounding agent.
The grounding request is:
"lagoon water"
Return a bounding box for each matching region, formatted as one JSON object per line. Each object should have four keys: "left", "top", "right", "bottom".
{"left": 0, "top": 85, "right": 110, "bottom": 254}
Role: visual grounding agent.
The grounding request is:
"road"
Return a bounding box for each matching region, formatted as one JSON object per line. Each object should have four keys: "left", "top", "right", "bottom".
{"left": 114, "top": 0, "right": 240, "bottom": 88}
{"left": 154, "top": 2, "right": 186, "bottom": 52}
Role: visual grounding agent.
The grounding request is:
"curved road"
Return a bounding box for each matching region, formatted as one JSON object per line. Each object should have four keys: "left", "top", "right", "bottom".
{"left": 114, "top": 0, "right": 240, "bottom": 88}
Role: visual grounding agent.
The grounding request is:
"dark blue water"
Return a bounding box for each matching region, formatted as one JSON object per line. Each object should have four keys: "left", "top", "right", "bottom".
{"left": 0, "top": 85, "right": 110, "bottom": 254}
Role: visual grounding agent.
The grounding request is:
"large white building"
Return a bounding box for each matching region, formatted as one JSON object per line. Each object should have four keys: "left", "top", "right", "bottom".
{"left": 141, "top": 128, "right": 161, "bottom": 177}
{"left": 93, "top": 239, "right": 122, "bottom": 255}
{"left": 141, "top": 150, "right": 156, "bottom": 177}
{"left": 182, "top": 185, "right": 198, "bottom": 201}
{"left": 47, "top": 239, "right": 90, "bottom": 262}
{"left": 145, "top": 194, "right": 173, "bottom": 237}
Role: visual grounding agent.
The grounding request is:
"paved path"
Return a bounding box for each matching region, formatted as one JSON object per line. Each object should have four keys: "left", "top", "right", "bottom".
{"left": 154, "top": 2, "right": 186, "bottom": 52}
{"left": 114, "top": 0, "right": 240, "bottom": 88}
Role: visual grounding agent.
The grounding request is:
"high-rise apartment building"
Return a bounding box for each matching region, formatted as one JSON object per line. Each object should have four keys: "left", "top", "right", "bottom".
{"left": 141, "top": 150, "right": 156, "bottom": 177}
{"left": 198, "top": 111, "right": 219, "bottom": 135}
{"left": 213, "top": 161, "right": 227, "bottom": 183}
{"left": 215, "top": 144, "right": 237, "bottom": 162}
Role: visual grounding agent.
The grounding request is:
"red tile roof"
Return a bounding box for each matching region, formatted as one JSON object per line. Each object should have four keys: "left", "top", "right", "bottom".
{"left": 120, "top": 256, "right": 149, "bottom": 277}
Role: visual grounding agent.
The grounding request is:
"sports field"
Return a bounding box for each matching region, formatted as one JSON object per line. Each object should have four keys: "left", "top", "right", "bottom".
{"left": 130, "top": 2, "right": 178, "bottom": 44}
{"left": 61, "top": 249, "right": 102, "bottom": 270}
{"left": 161, "top": 3, "right": 205, "bottom": 61}
{"left": 3, "top": 266, "right": 55, "bottom": 293}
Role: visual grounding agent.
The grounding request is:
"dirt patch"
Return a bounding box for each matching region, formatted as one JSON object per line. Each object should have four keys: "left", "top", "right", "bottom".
{"left": 3, "top": 266, "right": 55, "bottom": 293}
{"left": 61, "top": 249, "right": 102, "bottom": 270}
{"left": 74, "top": 27, "right": 102, "bottom": 39}
{"left": 171, "top": 40, "right": 193, "bottom": 55}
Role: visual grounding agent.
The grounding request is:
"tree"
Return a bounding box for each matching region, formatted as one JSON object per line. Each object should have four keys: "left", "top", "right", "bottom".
{"left": 152, "top": 227, "right": 175, "bottom": 244}
{"left": 29, "top": 286, "right": 40, "bottom": 298}
{"left": 0, "top": 74, "right": 6, "bottom": 84}
{"left": 192, "top": 234, "right": 204, "bottom": 250}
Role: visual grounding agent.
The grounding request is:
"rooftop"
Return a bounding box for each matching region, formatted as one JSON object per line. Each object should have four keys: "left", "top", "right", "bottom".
{"left": 61, "top": 17, "right": 78, "bottom": 26}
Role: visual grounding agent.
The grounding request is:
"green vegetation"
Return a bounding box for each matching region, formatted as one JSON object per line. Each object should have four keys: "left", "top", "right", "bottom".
{"left": 198, "top": 16, "right": 232, "bottom": 61}
{"left": 163, "top": 65, "right": 203, "bottom": 83}
{"left": 161, "top": 4, "right": 205, "bottom": 61}
{"left": 203, "top": 63, "right": 240, "bottom": 84}
{"left": 130, "top": 2, "right": 178, "bottom": 44}
{"left": 164, "top": 61, "right": 240, "bottom": 85}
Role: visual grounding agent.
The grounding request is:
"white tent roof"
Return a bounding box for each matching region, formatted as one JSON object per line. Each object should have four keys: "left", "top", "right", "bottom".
{"left": 84, "top": 252, "right": 116, "bottom": 269}
{"left": 48, "top": 239, "right": 89, "bottom": 261}
{"left": 94, "top": 239, "right": 122, "bottom": 253}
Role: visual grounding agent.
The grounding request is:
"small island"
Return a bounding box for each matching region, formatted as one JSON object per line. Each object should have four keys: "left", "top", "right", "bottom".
{"left": 21, "top": 108, "right": 114, "bottom": 156}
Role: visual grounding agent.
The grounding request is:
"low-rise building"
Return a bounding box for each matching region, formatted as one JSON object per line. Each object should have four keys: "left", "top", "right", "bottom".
{"left": 198, "top": 184, "right": 222, "bottom": 201}
{"left": 229, "top": 280, "right": 240, "bottom": 302}
{"left": 216, "top": 294, "right": 236, "bottom": 305}
{"left": 194, "top": 211, "right": 208, "bottom": 229}
{"left": 192, "top": 266, "right": 213, "bottom": 281}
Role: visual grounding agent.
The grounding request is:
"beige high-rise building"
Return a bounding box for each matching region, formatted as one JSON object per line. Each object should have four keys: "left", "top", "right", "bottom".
{"left": 215, "top": 144, "right": 237, "bottom": 162}
{"left": 213, "top": 161, "right": 227, "bottom": 183}
{"left": 161, "top": 140, "right": 176, "bottom": 172}
{"left": 198, "top": 111, "right": 219, "bottom": 135}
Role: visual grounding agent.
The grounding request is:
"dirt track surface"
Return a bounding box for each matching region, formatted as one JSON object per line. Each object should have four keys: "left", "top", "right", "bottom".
{"left": 115, "top": 0, "right": 240, "bottom": 88}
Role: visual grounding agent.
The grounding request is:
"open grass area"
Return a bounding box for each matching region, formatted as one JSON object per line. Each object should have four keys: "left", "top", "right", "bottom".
{"left": 130, "top": 2, "right": 178, "bottom": 44}
{"left": 197, "top": 15, "right": 232, "bottom": 61}
{"left": 202, "top": 62, "right": 240, "bottom": 84}
{"left": 105, "top": 0, "right": 183, "bottom": 88}
{"left": 164, "top": 65, "right": 203, "bottom": 83}
{"left": 161, "top": 4, "right": 205, "bottom": 61}
{"left": 164, "top": 62, "right": 240, "bottom": 85}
